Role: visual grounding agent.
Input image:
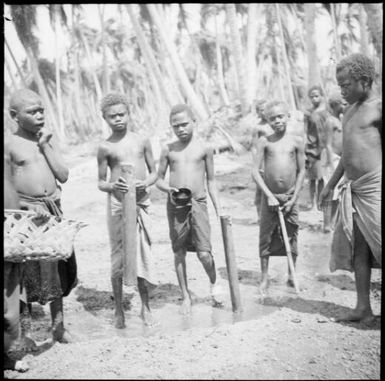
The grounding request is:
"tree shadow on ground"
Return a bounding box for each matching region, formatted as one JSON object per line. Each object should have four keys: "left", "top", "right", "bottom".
{"left": 261, "top": 296, "right": 380, "bottom": 331}
{"left": 75, "top": 285, "right": 134, "bottom": 313}
{"left": 316, "top": 274, "right": 381, "bottom": 293}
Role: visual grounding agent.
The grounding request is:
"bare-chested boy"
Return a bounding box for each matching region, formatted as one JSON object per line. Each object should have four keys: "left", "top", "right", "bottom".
{"left": 7, "top": 89, "right": 77, "bottom": 348}
{"left": 97, "top": 93, "right": 157, "bottom": 328}
{"left": 304, "top": 85, "right": 330, "bottom": 210}
{"left": 319, "top": 53, "right": 381, "bottom": 323}
{"left": 156, "top": 104, "right": 223, "bottom": 314}
{"left": 252, "top": 100, "right": 306, "bottom": 293}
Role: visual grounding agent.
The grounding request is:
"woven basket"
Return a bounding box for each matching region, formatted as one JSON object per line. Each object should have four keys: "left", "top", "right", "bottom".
{"left": 4, "top": 209, "right": 87, "bottom": 263}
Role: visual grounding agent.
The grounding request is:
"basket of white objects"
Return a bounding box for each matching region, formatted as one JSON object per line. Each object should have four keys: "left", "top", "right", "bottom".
{"left": 4, "top": 209, "right": 87, "bottom": 263}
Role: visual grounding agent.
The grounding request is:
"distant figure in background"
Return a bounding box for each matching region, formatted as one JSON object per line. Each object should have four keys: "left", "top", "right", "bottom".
{"left": 252, "top": 100, "right": 305, "bottom": 294}
{"left": 3, "top": 148, "right": 29, "bottom": 372}
{"left": 97, "top": 93, "right": 157, "bottom": 328}
{"left": 7, "top": 89, "right": 77, "bottom": 349}
{"left": 156, "top": 104, "right": 224, "bottom": 314}
{"left": 304, "top": 85, "right": 331, "bottom": 211}
{"left": 251, "top": 100, "right": 275, "bottom": 223}
{"left": 319, "top": 53, "right": 382, "bottom": 323}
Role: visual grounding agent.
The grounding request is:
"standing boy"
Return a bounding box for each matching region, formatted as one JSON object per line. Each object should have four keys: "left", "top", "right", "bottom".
{"left": 319, "top": 53, "right": 381, "bottom": 323}
{"left": 252, "top": 101, "right": 306, "bottom": 294}
{"left": 97, "top": 93, "right": 157, "bottom": 328}
{"left": 7, "top": 89, "right": 77, "bottom": 347}
{"left": 156, "top": 104, "right": 223, "bottom": 315}
{"left": 304, "top": 85, "right": 331, "bottom": 210}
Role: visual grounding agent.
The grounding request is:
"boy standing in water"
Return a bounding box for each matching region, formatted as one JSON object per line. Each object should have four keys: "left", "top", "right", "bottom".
{"left": 97, "top": 93, "right": 157, "bottom": 328}
{"left": 156, "top": 104, "right": 223, "bottom": 315}
{"left": 7, "top": 89, "right": 77, "bottom": 348}
{"left": 319, "top": 53, "right": 381, "bottom": 323}
{"left": 252, "top": 101, "right": 305, "bottom": 294}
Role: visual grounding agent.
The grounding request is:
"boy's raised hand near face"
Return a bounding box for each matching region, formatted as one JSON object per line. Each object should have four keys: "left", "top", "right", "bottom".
{"left": 36, "top": 127, "right": 53, "bottom": 147}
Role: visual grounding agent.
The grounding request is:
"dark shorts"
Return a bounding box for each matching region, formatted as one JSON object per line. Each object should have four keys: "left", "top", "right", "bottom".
{"left": 167, "top": 196, "right": 212, "bottom": 253}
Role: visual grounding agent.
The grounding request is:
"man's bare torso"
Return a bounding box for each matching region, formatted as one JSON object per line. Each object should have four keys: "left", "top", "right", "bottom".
{"left": 9, "top": 135, "right": 57, "bottom": 197}
{"left": 342, "top": 98, "right": 382, "bottom": 180}
{"left": 167, "top": 138, "right": 207, "bottom": 196}
{"left": 263, "top": 134, "right": 299, "bottom": 194}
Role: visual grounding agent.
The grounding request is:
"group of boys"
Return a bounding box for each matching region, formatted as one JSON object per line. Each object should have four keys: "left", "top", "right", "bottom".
{"left": 4, "top": 53, "right": 381, "bottom": 372}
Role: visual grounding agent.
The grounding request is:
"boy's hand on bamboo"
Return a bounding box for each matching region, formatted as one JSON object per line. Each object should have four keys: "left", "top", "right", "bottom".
{"left": 282, "top": 199, "right": 295, "bottom": 214}
{"left": 318, "top": 185, "right": 332, "bottom": 210}
{"left": 37, "top": 128, "right": 53, "bottom": 147}
{"left": 28, "top": 204, "right": 51, "bottom": 219}
{"left": 267, "top": 195, "right": 280, "bottom": 211}
{"left": 112, "top": 177, "right": 129, "bottom": 193}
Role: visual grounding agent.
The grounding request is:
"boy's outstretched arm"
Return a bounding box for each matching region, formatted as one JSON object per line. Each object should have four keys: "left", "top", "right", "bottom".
{"left": 38, "top": 128, "right": 69, "bottom": 183}
{"left": 140, "top": 138, "right": 157, "bottom": 188}
{"left": 205, "top": 145, "right": 221, "bottom": 218}
{"left": 156, "top": 145, "right": 177, "bottom": 194}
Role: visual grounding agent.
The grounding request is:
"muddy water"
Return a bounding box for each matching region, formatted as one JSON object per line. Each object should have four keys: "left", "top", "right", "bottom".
{"left": 64, "top": 290, "right": 279, "bottom": 343}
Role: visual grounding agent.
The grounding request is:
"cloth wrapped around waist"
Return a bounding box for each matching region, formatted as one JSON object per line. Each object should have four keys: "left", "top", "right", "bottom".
{"left": 259, "top": 189, "right": 299, "bottom": 257}
{"left": 107, "top": 191, "right": 155, "bottom": 287}
{"left": 167, "top": 194, "right": 212, "bottom": 253}
{"left": 330, "top": 166, "right": 382, "bottom": 272}
{"left": 18, "top": 187, "right": 77, "bottom": 304}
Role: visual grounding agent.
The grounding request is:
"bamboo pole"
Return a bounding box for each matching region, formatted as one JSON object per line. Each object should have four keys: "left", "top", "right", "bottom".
{"left": 220, "top": 215, "right": 242, "bottom": 312}
{"left": 120, "top": 163, "right": 137, "bottom": 286}
{"left": 277, "top": 208, "right": 300, "bottom": 293}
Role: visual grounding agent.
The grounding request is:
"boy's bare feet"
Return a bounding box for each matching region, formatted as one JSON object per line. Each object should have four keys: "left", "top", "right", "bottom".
{"left": 333, "top": 308, "right": 375, "bottom": 323}
{"left": 179, "top": 298, "right": 192, "bottom": 315}
{"left": 18, "top": 336, "right": 38, "bottom": 352}
{"left": 259, "top": 278, "right": 269, "bottom": 296}
{"left": 210, "top": 283, "right": 225, "bottom": 307}
{"left": 114, "top": 310, "right": 126, "bottom": 329}
{"left": 53, "top": 329, "right": 75, "bottom": 343}
{"left": 140, "top": 307, "right": 159, "bottom": 327}
{"left": 4, "top": 355, "right": 29, "bottom": 372}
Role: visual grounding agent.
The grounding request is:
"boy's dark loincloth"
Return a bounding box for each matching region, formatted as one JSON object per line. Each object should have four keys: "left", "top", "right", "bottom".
{"left": 18, "top": 189, "right": 77, "bottom": 305}
{"left": 259, "top": 190, "right": 299, "bottom": 257}
{"left": 167, "top": 194, "right": 212, "bottom": 253}
{"left": 305, "top": 109, "right": 329, "bottom": 180}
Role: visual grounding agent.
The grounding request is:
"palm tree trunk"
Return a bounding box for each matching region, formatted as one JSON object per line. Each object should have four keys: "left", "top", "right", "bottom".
{"left": 304, "top": 3, "right": 322, "bottom": 87}
{"left": 246, "top": 3, "right": 258, "bottom": 105}
{"left": 215, "top": 14, "right": 230, "bottom": 106}
{"left": 330, "top": 4, "right": 342, "bottom": 61}
{"left": 98, "top": 4, "right": 109, "bottom": 94}
{"left": 225, "top": 4, "right": 249, "bottom": 115}
{"left": 5, "top": 37, "right": 27, "bottom": 87}
{"left": 358, "top": 4, "right": 369, "bottom": 56}
{"left": 53, "top": 4, "right": 66, "bottom": 141}
{"left": 147, "top": 4, "right": 209, "bottom": 120}
{"left": 276, "top": 4, "right": 296, "bottom": 110}
{"left": 126, "top": 4, "right": 174, "bottom": 108}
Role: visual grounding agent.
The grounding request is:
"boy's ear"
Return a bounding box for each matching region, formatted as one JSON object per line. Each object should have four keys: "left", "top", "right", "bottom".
{"left": 9, "top": 108, "right": 18, "bottom": 121}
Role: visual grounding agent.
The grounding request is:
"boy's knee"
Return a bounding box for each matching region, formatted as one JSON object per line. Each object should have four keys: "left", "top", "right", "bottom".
{"left": 197, "top": 251, "right": 213, "bottom": 265}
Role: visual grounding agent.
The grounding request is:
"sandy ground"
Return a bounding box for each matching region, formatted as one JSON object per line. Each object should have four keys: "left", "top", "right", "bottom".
{"left": 4, "top": 145, "right": 381, "bottom": 379}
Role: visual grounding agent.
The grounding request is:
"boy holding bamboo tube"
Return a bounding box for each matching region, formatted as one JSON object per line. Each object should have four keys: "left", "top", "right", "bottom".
{"left": 252, "top": 100, "right": 306, "bottom": 294}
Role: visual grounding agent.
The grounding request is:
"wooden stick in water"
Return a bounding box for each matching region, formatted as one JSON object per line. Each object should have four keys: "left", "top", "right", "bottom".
{"left": 120, "top": 162, "right": 137, "bottom": 286}
{"left": 277, "top": 207, "right": 300, "bottom": 293}
{"left": 220, "top": 215, "right": 242, "bottom": 312}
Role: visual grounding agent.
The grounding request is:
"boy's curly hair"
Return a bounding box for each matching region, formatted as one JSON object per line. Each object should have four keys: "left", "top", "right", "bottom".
{"left": 169, "top": 104, "right": 195, "bottom": 123}
{"left": 336, "top": 53, "right": 376, "bottom": 86}
{"left": 264, "top": 100, "right": 289, "bottom": 119}
{"left": 100, "top": 93, "right": 130, "bottom": 116}
{"left": 308, "top": 85, "right": 324, "bottom": 97}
